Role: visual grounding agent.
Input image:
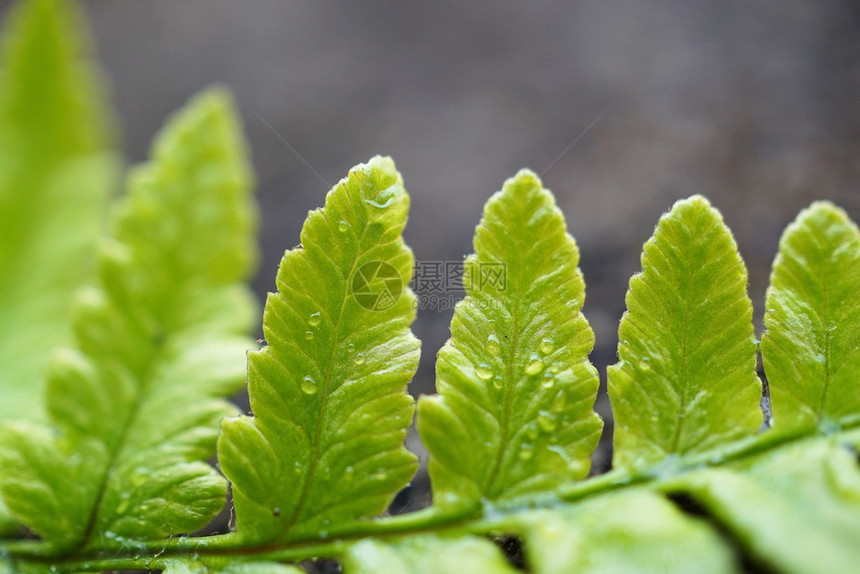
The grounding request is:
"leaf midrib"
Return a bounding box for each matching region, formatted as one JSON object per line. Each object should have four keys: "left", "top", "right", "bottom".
{"left": 814, "top": 235, "right": 832, "bottom": 424}
{"left": 483, "top": 194, "right": 532, "bottom": 499}
{"left": 79, "top": 325, "right": 168, "bottom": 547}
{"left": 282, "top": 192, "right": 373, "bottom": 534}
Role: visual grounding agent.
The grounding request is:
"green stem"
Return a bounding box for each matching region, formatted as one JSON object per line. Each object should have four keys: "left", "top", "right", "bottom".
{"left": 1, "top": 423, "right": 855, "bottom": 572}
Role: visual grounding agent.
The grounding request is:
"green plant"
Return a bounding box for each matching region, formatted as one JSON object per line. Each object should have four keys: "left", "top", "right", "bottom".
{"left": 1, "top": 0, "right": 859, "bottom": 572}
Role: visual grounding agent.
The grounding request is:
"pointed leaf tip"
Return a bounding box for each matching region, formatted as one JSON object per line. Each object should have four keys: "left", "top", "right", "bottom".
{"left": 219, "top": 157, "right": 419, "bottom": 542}
{"left": 762, "top": 201, "right": 860, "bottom": 433}
{"left": 609, "top": 196, "right": 762, "bottom": 470}
{"left": 0, "top": 87, "right": 256, "bottom": 547}
{"left": 418, "top": 170, "right": 601, "bottom": 508}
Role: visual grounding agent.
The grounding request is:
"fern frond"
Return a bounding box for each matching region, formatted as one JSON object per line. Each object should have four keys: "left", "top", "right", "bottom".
{"left": 218, "top": 157, "right": 420, "bottom": 542}
{"left": 608, "top": 196, "right": 762, "bottom": 470}
{"left": 0, "top": 89, "right": 256, "bottom": 550}
{"left": 344, "top": 535, "right": 519, "bottom": 574}
{"left": 0, "top": 0, "right": 115, "bottom": 425}
{"left": 417, "top": 170, "right": 601, "bottom": 509}
{"left": 162, "top": 559, "right": 303, "bottom": 573}
{"left": 664, "top": 428, "right": 860, "bottom": 573}
{"left": 517, "top": 489, "right": 735, "bottom": 573}
{"left": 0, "top": 0, "right": 116, "bottom": 534}
{"left": 762, "top": 202, "right": 860, "bottom": 433}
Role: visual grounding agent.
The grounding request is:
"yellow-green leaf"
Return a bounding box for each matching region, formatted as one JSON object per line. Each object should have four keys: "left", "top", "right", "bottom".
{"left": 344, "top": 535, "right": 518, "bottom": 574}
{"left": 418, "top": 170, "right": 601, "bottom": 509}
{"left": 0, "top": 0, "right": 116, "bottom": 424}
{"left": 608, "top": 196, "right": 762, "bottom": 470}
{"left": 0, "top": 89, "right": 256, "bottom": 550}
{"left": 218, "top": 157, "right": 419, "bottom": 543}
{"left": 762, "top": 202, "right": 860, "bottom": 434}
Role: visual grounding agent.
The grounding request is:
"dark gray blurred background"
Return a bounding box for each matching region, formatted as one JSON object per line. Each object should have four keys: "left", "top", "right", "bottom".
{"left": 64, "top": 1, "right": 860, "bottom": 497}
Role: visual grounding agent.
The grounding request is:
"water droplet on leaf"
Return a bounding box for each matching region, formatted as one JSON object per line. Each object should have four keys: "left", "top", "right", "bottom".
{"left": 364, "top": 186, "right": 397, "bottom": 209}
{"left": 551, "top": 391, "right": 566, "bottom": 413}
{"left": 486, "top": 334, "right": 500, "bottom": 355}
{"left": 301, "top": 375, "right": 317, "bottom": 394}
{"left": 476, "top": 363, "right": 493, "bottom": 381}
{"left": 308, "top": 312, "right": 322, "bottom": 327}
{"left": 541, "top": 372, "right": 555, "bottom": 389}
{"left": 354, "top": 353, "right": 366, "bottom": 365}
{"left": 537, "top": 411, "right": 557, "bottom": 433}
{"left": 539, "top": 338, "right": 554, "bottom": 355}
{"left": 525, "top": 354, "right": 544, "bottom": 376}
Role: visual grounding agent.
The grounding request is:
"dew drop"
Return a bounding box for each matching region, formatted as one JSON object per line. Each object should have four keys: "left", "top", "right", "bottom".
{"left": 537, "top": 411, "right": 557, "bottom": 433}
{"left": 492, "top": 375, "right": 504, "bottom": 390}
{"left": 272, "top": 507, "right": 281, "bottom": 517}
{"left": 525, "top": 354, "right": 544, "bottom": 376}
{"left": 486, "top": 334, "right": 501, "bottom": 356}
{"left": 301, "top": 375, "right": 317, "bottom": 394}
{"left": 347, "top": 343, "right": 356, "bottom": 352}
{"left": 364, "top": 186, "right": 397, "bottom": 209}
{"left": 305, "top": 331, "right": 314, "bottom": 340}
{"left": 526, "top": 425, "right": 539, "bottom": 440}
{"left": 354, "top": 352, "right": 366, "bottom": 365}
{"left": 308, "top": 312, "right": 322, "bottom": 327}
{"left": 550, "top": 363, "right": 561, "bottom": 374}
{"left": 476, "top": 363, "right": 493, "bottom": 381}
{"left": 338, "top": 220, "right": 350, "bottom": 232}
{"left": 551, "top": 391, "right": 566, "bottom": 413}
{"left": 518, "top": 445, "right": 534, "bottom": 461}
{"left": 539, "top": 338, "right": 554, "bottom": 355}
{"left": 540, "top": 373, "right": 555, "bottom": 389}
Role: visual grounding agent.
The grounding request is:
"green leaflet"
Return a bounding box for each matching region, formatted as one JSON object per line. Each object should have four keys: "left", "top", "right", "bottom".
{"left": 666, "top": 429, "right": 860, "bottom": 574}
{"left": 0, "top": 0, "right": 116, "bottom": 535}
{"left": 418, "top": 170, "right": 602, "bottom": 508}
{"left": 0, "top": 89, "right": 257, "bottom": 550}
{"left": 0, "top": 563, "right": 45, "bottom": 574}
{"left": 608, "top": 196, "right": 762, "bottom": 470}
{"left": 343, "top": 536, "right": 518, "bottom": 574}
{"left": 0, "top": 3, "right": 856, "bottom": 562}
{"left": 341, "top": 490, "right": 736, "bottom": 574}
{"left": 218, "top": 157, "right": 420, "bottom": 543}
{"left": 518, "top": 490, "right": 735, "bottom": 574}
{"left": 762, "top": 202, "right": 860, "bottom": 434}
{"left": 162, "top": 560, "right": 302, "bottom": 574}
{"left": 0, "top": 0, "right": 116, "bottom": 425}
